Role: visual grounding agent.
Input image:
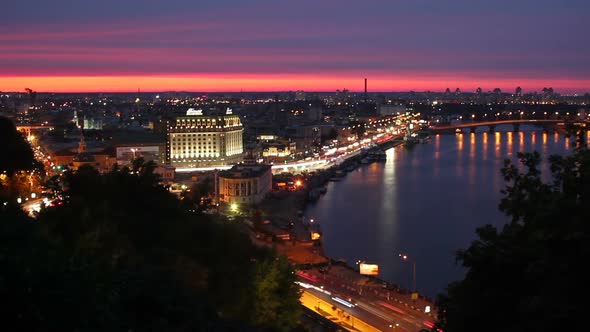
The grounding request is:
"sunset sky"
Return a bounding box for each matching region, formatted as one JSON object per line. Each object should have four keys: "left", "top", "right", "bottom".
{"left": 1, "top": 0, "right": 588, "bottom": 93}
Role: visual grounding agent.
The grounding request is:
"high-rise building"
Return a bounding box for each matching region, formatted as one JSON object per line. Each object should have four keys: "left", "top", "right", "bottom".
{"left": 295, "top": 90, "right": 306, "bottom": 101}
{"left": 166, "top": 108, "right": 243, "bottom": 168}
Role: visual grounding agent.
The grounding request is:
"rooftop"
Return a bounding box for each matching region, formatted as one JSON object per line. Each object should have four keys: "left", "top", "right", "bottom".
{"left": 219, "top": 163, "right": 271, "bottom": 179}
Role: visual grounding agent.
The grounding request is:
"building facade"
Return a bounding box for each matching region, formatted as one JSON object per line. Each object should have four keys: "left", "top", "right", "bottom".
{"left": 116, "top": 144, "right": 165, "bottom": 166}
{"left": 166, "top": 109, "right": 244, "bottom": 168}
{"left": 154, "top": 165, "right": 175, "bottom": 184}
{"left": 51, "top": 138, "right": 116, "bottom": 173}
{"left": 261, "top": 140, "right": 297, "bottom": 160}
{"left": 217, "top": 164, "right": 272, "bottom": 205}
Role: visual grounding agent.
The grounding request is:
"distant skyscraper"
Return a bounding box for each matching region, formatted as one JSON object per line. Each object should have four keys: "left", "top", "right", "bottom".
{"left": 542, "top": 87, "right": 554, "bottom": 101}
{"left": 515, "top": 86, "right": 522, "bottom": 97}
{"left": 295, "top": 90, "right": 306, "bottom": 101}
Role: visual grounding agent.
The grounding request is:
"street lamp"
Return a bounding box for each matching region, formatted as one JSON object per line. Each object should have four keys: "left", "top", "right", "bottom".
{"left": 399, "top": 253, "right": 416, "bottom": 293}
{"left": 230, "top": 203, "right": 238, "bottom": 212}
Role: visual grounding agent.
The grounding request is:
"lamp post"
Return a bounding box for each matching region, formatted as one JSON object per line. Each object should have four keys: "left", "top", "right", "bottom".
{"left": 399, "top": 253, "right": 416, "bottom": 294}
{"left": 355, "top": 260, "right": 364, "bottom": 294}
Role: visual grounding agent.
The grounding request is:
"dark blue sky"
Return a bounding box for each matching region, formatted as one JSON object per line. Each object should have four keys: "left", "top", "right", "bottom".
{"left": 1, "top": 0, "right": 588, "bottom": 92}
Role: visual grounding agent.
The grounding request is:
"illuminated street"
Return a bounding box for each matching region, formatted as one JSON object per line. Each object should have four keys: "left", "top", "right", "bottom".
{"left": 1, "top": 0, "right": 588, "bottom": 330}
{"left": 176, "top": 113, "right": 420, "bottom": 174}
{"left": 297, "top": 268, "right": 437, "bottom": 332}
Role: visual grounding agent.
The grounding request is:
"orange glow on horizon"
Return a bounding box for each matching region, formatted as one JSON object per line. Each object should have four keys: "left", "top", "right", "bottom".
{"left": 1, "top": 74, "right": 589, "bottom": 93}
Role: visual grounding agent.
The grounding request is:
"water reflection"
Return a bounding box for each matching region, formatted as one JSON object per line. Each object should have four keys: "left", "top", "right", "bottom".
{"left": 378, "top": 148, "right": 397, "bottom": 267}
{"left": 468, "top": 133, "right": 476, "bottom": 185}
{"left": 434, "top": 134, "right": 441, "bottom": 177}
{"left": 482, "top": 132, "right": 488, "bottom": 160}
{"left": 469, "top": 133, "right": 476, "bottom": 158}
{"left": 542, "top": 133, "right": 548, "bottom": 154}
{"left": 494, "top": 132, "right": 501, "bottom": 158}
{"left": 456, "top": 134, "right": 464, "bottom": 177}
{"left": 305, "top": 128, "right": 577, "bottom": 298}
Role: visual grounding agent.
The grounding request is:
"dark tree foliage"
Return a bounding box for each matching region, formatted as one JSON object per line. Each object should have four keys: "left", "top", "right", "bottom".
{"left": 1, "top": 161, "right": 301, "bottom": 331}
{"left": 181, "top": 176, "right": 214, "bottom": 212}
{"left": 251, "top": 255, "right": 302, "bottom": 332}
{"left": 322, "top": 128, "right": 339, "bottom": 144}
{"left": 436, "top": 130, "right": 590, "bottom": 331}
{"left": 0, "top": 116, "right": 36, "bottom": 175}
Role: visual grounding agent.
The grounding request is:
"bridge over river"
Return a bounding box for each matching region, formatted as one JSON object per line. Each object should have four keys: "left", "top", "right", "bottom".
{"left": 429, "top": 119, "right": 587, "bottom": 134}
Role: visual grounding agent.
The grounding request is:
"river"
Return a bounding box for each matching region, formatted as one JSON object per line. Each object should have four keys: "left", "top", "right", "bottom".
{"left": 305, "top": 125, "right": 583, "bottom": 298}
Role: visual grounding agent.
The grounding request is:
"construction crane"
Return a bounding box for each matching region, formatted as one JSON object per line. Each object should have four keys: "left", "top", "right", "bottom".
{"left": 24, "top": 88, "right": 37, "bottom": 106}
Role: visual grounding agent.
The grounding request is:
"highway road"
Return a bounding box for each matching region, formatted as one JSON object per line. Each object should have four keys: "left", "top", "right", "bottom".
{"left": 297, "top": 272, "right": 438, "bottom": 332}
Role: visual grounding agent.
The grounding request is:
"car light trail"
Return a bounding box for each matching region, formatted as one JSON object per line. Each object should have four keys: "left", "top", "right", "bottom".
{"left": 331, "top": 297, "right": 355, "bottom": 308}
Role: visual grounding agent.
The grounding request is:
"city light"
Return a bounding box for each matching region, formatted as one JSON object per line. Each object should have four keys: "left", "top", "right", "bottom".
{"left": 1, "top": 2, "right": 588, "bottom": 330}
{"left": 399, "top": 253, "right": 417, "bottom": 293}
{"left": 331, "top": 297, "right": 355, "bottom": 308}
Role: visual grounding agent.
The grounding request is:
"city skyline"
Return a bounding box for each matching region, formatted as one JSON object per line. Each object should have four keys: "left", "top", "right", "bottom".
{"left": 1, "top": 0, "right": 589, "bottom": 93}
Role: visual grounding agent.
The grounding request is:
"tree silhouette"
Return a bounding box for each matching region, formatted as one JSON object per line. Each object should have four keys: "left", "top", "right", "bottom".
{"left": 436, "top": 129, "right": 590, "bottom": 332}
{"left": 252, "top": 255, "right": 302, "bottom": 331}
{"left": 0, "top": 116, "right": 36, "bottom": 176}
{"left": 2, "top": 160, "right": 301, "bottom": 331}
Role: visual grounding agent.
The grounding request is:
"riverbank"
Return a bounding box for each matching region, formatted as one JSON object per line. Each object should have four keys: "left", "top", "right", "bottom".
{"left": 248, "top": 134, "right": 440, "bottom": 322}
{"left": 256, "top": 136, "right": 406, "bottom": 232}
{"left": 254, "top": 135, "right": 438, "bottom": 290}
{"left": 305, "top": 137, "right": 405, "bottom": 194}
{"left": 255, "top": 135, "right": 408, "bottom": 244}
{"left": 301, "top": 129, "right": 573, "bottom": 309}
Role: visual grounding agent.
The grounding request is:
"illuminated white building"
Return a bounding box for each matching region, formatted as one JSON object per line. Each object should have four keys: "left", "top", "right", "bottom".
{"left": 166, "top": 108, "right": 243, "bottom": 167}
{"left": 261, "top": 141, "right": 297, "bottom": 159}
{"left": 217, "top": 164, "right": 272, "bottom": 204}
{"left": 83, "top": 117, "right": 103, "bottom": 130}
